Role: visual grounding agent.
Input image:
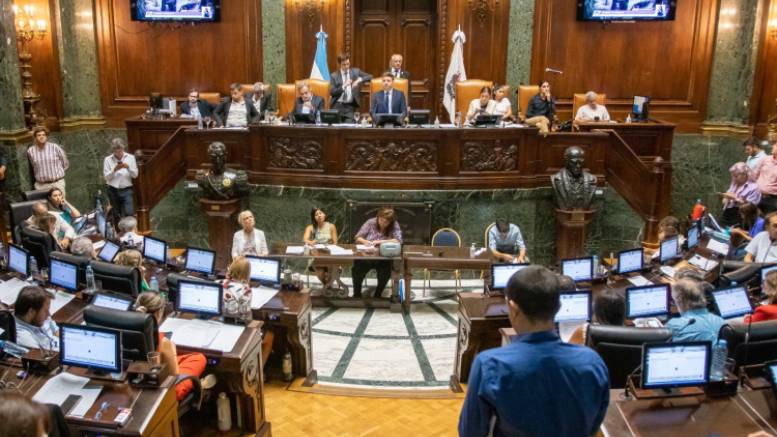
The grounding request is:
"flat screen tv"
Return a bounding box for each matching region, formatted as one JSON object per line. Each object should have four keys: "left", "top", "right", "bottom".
{"left": 577, "top": 0, "right": 676, "bottom": 22}
{"left": 131, "top": 1, "right": 221, "bottom": 22}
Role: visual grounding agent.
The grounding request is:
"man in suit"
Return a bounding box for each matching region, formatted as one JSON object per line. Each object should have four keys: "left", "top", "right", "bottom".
{"left": 293, "top": 82, "right": 324, "bottom": 118}
{"left": 245, "top": 82, "right": 273, "bottom": 120}
{"left": 180, "top": 89, "right": 213, "bottom": 119}
{"left": 214, "top": 83, "right": 259, "bottom": 127}
{"left": 370, "top": 72, "right": 407, "bottom": 122}
{"left": 330, "top": 53, "right": 372, "bottom": 122}
{"left": 389, "top": 53, "right": 412, "bottom": 99}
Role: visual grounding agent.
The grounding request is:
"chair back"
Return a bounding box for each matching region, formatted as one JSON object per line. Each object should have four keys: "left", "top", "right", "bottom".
{"left": 0, "top": 309, "right": 16, "bottom": 344}
{"left": 199, "top": 92, "right": 221, "bottom": 106}
{"left": 83, "top": 305, "right": 158, "bottom": 361}
{"left": 10, "top": 200, "right": 39, "bottom": 243}
{"left": 431, "top": 228, "right": 462, "bottom": 247}
{"left": 369, "top": 78, "right": 410, "bottom": 109}
{"left": 719, "top": 319, "right": 777, "bottom": 373}
{"left": 23, "top": 189, "right": 50, "bottom": 201}
{"left": 240, "top": 83, "right": 254, "bottom": 95}
{"left": 483, "top": 223, "right": 495, "bottom": 249}
{"left": 276, "top": 84, "right": 297, "bottom": 117}
{"left": 586, "top": 324, "right": 672, "bottom": 388}
{"left": 50, "top": 251, "right": 90, "bottom": 287}
{"left": 90, "top": 260, "right": 142, "bottom": 297}
{"left": 572, "top": 93, "right": 607, "bottom": 119}
{"left": 20, "top": 227, "right": 56, "bottom": 268}
{"left": 296, "top": 79, "right": 331, "bottom": 109}
{"left": 518, "top": 85, "right": 540, "bottom": 119}
{"left": 456, "top": 80, "right": 494, "bottom": 120}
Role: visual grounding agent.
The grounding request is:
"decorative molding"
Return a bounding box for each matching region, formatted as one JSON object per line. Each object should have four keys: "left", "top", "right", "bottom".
{"left": 345, "top": 0, "right": 352, "bottom": 54}
{"left": 268, "top": 137, "right": 324, "bottom": 170}
{"left": 461, "top": 141, "right": 518, "bottom": 171}
{"left": 699, "top": 121, "right": 753, "bottom": 138}
{"left": 346, "top": 140, "right": 438, "bottom": 172}
{"left": 0, "top": 128, "right": 33, "bottom": 143}
{"left": 468, "top": 0, "right": 497, "bottom": 26}
{"left": 58, "top": 116, "right": 108, "bottom": 131}
{"left": 295, "top": 0, "right": 323, "bottom": 28}
{"left": 439, "top": 0, "right": 448, "bottom": 117}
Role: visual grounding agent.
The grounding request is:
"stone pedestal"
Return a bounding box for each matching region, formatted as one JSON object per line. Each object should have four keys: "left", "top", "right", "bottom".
{"left": 200, "top": 198, "right": 240, "bottom": 271}
{"left": 555, "top": 209, "right": 597, "bottom": 261}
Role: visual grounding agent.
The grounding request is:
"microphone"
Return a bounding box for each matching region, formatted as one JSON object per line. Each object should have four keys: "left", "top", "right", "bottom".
{"left": 545, "top": 68, "right": 564, "bottom": 75}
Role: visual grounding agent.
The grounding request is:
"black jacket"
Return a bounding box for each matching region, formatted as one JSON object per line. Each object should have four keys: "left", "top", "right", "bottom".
{"left": 214, "top": 98, "right": 260, "bottom": 127}
{"left": 180, "top": 99, "right": 214, "bottom": 118}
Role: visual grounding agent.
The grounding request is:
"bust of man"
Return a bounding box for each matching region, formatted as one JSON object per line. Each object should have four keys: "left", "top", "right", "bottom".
{"left": 551, "top": 146, "right": 597, "bottom": 210}
{"left": 195, "top": 142, "right": 248, "bottom": 200}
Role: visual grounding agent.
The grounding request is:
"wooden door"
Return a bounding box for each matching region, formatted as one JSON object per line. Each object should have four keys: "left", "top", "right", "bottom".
{"left": 352, "top": 0, "right": 437, "bottom": 112}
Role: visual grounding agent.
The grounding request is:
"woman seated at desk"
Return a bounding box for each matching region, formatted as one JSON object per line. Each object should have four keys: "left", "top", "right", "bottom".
{"left": 232, "top": 210, "right": 268, "bottom": 259}
{"left": 493, "top": 85, "right": 514, "bottom": 122}
{"left": 465, "top": 86, "right": 497, "bottom": 125}
{"left": 568, "top": 290, "right": 626, "bottom": 345}
{"left": 115, "top": 249, "right": 150, "bottom": 291}
{"left": 303, "top": 207, "right": 339, "bottom": 285}
{"left": 353, "top": 208, "right": 402, "bottom": 298}
{"left": 134, "top": 291, "right": 208, "bottom": 402}
{"left": 46, "top": 187, "right": 81, "bottom": 226}
{"left": 747, "top": 270, "right": 777, "bottom": 322}
{"left": 32, "top": 213, "right": 68, "bottom": 251}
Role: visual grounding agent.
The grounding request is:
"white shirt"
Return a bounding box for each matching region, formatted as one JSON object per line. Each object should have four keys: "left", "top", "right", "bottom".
{"left": 747, "top": 151, "right": 767, "bottom": 171}
{"left": 575, "top": 104, "right": 611, "bottom": 122}
{"left": 190, "top": 104, "right": 201, "bottom": 119}
{"left": 103, "top": 152, "right": 138, "bottom": 189}
{"left": 251, "top": 96, "right": 263, "bottom": 114}
{"left": 120, "top": 231, "right": 144, "bottom": 251}
{"left": 746, "top": 231, "right": 777, "bottom": 263}
{"left": 342, "top": 70, "right": 353, "bottom": 103}
{"left": 231, "top": 228, "right": 268, "bottom": 259}
{"left": 494, "top": 98, "right": 512, "bottom": 116}
{"left": 26, "top": 212, "right": 76, "bottom": 240}
{"left": 15, "top": 317, "right": 59, "bottom": 351}
{"left": 226, "top": 100, "right": 248, "bottom": 127}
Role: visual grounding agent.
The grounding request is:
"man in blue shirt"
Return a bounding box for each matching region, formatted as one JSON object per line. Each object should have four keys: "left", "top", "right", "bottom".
{"left": 488, "top": 219, "right": 527, "bottom": 263}
{"left": 667, "top": 278, "right": 725, "bottom": 343}
{"left": 459, "top": 265, "right": 609, "bottom": 437}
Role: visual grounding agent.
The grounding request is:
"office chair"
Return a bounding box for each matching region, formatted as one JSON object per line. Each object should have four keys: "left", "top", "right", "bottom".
{"left": 586, "top": 324, "right": 672, "bottom": 388}
{"left": 455, "top": 80, "right": 494, "bottom": 121}
{"left": 20, "top": 227, "right": 57, "bottom": 268}
{"left": 718, "top": 319, "right": 777, "bottom": 374}
{"left": 0, "top": 309, "right": 16, "bottom": 343}
{"left": 9, "top": 200, "right": 39, "bottom": 243}
{"left": 50, "top": 251, "right": 90, "bottom": 287}
{"left": 90, "top": 260, "right": 142, "bottom": 297}
{"left": 22, "top": 189, "right": 50, "bottom": 202}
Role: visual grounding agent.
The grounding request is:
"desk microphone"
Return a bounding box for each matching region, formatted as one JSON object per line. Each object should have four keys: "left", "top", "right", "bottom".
{"left": 544, "top": 68, "right": 564, "bottom": 75}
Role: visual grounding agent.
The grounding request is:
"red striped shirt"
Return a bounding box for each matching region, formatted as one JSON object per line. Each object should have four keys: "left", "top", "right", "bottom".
{"left": 27, "top": 142, "right": 69, "bottom": 183}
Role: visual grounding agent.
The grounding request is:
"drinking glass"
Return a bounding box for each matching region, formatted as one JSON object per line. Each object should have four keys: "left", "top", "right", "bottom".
{"left": 354, "top": 112, "right": 361, "bottom": 124}
{"left": 147, "top": 351, "right": 161, "bottom": 369}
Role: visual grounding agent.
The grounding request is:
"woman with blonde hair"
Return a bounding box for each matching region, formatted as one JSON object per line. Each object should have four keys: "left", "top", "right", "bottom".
{"left": 231, "top": 210, "right": 268, "bottom": 259}
{"left": 115, "top": 249, "right": 150, "bottom": 291}
{"left": 747, "top": 270, "right": 777, "bottom": 322}
{"left": 222, "top": 256, "right": 252, "bottom": 320}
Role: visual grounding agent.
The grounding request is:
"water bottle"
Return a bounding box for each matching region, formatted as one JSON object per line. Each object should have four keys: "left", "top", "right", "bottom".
{"left": 625, "top": 114, "right": 632, "bottom": 123}
{"left": 433, "top": 116, "right": 440, "bottom": 128}
{"left": 282, "top": 351, "right": 293, "bottom": 382}
{"left": 0, "top": 340, "right": 30, "bottom": 359}
{"left": 197, "top": 114, "right": 204, "bottom": 130}
{"left": 85, "top": 265, "right": 96, "bottom": 294}
{"left": 315, "top": 110, "right": 321, "bottom": 126}
{"left": 455, "top": 111, "right": 462, "bottom": 127}
{"left": 469, "top": 243, "right": 477, "bottom": 259}
{"left": 29, "top": 256, "right": 38, "bottom": 277}
{"left": 149, "top": 276, "right": 159, "bottom": 292}
{"left": 216, "top": 392, "right": 232, "bottom": 432}
{"left": 710, "top": 339, "right": 728, "bottom": 381}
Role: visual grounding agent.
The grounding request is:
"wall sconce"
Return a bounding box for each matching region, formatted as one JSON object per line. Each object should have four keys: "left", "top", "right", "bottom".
{"left": 12, "top": 2, "right": 48, "bottom": 128}
{"left": 770, "top": 18, "right": 777, "bottom": 39}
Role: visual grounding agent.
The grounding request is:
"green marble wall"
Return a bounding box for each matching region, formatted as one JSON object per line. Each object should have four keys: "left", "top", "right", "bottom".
{"left": 54, "top": 0, "right": 102, "bottom": 119}
{"left": 262, "top": 0, "right": 287, "bottom": 85}
{"left": 505, "top": 0, "right": 535, "bottom": 87}
{"left": 0, "top": 2, "right": 26, "bottom": 132}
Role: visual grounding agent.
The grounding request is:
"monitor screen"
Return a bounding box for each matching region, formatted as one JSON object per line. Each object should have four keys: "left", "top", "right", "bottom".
{"left": 767, "top": 362, "right": 777, "bottom": 396}
{"left": 185, "top": 247, "right": 216, "bottom": 275}
{"left": 659, "top": 237, "right": 679, "bottom": 263}
{"left": 92, "top": 293, "right": 133, "bottom": 312}
{"left": 642, "top": 342, "right": 710, "bottom": 389}
{"left": 247, "top": 256, "right": 281, "bottom": 284}
{"left": 561, "top": 257, "right": 593, "bottom": 282}
{"left": 555, "top": 291, "right": 592, "bottom": 323}
{"left": 59, "top": 324, "right": 121, "bottom": 373}
{"left": 176, "top": 280, "right": 222, "bottom": 317}
{"left": 706, "top": 237, "right": 730, "bottom": 257}
{"left": 761, "top": 265, "right": 777, "bottom": 286}
{"left": 143, "top": 236, "right": 167, "bottom": 264}
{"left": 618, "top": 248, "right": 644, "bottom": 274}
{"left": 8, "top": 244, "right": 28, "bottom": 276}
{"left": 131, "top": 1, "right": 221, "bottom": 22}
{"left": 491, "top": 263, "right": 529, "bottom": 290}
{"left": 626, "top": 284, "right": 670, "bottom": 319}
{"left": 98, "top": 240, "right": 120, "bottom": 263}
{"left": 687, "top": 223, "right": 700, "bottom": 249}
{"left": 50, "top": 258, "right": 78, "bottom": 292}
{"left": 96, "top": 212, "right": 107, "bottom": 238}
{"left": 712, "top": 286, "right": 752, "bottom": 319}
{"left": 578, "top": 0, "right": 676, "bottom": 21}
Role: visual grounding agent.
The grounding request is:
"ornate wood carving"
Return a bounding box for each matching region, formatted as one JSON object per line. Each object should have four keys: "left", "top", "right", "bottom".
{"left": 461, "top": 141, "right": 517, "bottom": 172}
{"left": 346, "top": 140, "right": 438, "bottom": 172}
{"left": 345, "top": 0, "right": 352, "bottom": 54}
{"left": 295, "top": 0, "right": 323, "bottom": 28}
{"left": 468, "top": 0, "right": 497, "bottom": 26}
{"left": 268, "top": 138, "right": 323, "bottom": 170}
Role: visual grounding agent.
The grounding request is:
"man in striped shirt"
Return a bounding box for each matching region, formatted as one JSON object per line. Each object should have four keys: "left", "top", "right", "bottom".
{"left": 27, "top": 127, "right": 69, "bottom": 196}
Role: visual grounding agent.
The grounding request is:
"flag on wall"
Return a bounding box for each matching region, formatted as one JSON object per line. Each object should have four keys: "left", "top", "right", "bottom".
{"left": 310, "top": 26, "right": 331, "bottom": 81}
{"left": 443, "top": 27, "right": 467, "bottom": 122}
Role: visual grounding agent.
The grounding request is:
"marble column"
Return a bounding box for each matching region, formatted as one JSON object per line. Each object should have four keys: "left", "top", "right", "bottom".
{"left": 505, "top": 0, "right": 535, "bottom": 88}
{"left": 53, "top": 0, "right": 103, "bottom": 125}
{"left": 0, "top": 1, "right": 27, "bottom": 134}
{"left": 262, "top": 0, "right": 287, "bottom": 85}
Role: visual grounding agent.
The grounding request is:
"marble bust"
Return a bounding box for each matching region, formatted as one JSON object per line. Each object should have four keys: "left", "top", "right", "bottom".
{"left": 196, "top": 142, "right": 249, "bottom": 200}
{"left": 551, "top": 146, "right": 597, "bottom": 210}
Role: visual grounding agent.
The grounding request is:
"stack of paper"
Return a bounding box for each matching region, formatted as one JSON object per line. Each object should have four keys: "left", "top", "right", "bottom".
{"left": 251, "top": 286, "right": 279, "bottom": 309}
{"left": 327, "top": 245, "right": 353, "bottom": 256}
{"left": 160, "top": 318, "right": 244, "bottom": 352}
{"left": 627, "top": 275, "right": 652, "bottom": 287}
{"left": 285, "top": 246, "right": 305, "bottom": 255}
{"left": 0, "top": 278, "right": 31, "bottom": 305}
{"left": 32, "top": 372, "right": 103, "bottom": 417}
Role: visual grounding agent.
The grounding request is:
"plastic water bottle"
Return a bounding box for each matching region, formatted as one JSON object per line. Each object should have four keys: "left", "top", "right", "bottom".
{"left": 85, "top": 265, "right": 96, "bottom": 294}
{"left": 149, "top": 276, "right": 159, "bottom": 292}
{"left": 625, "top": 114, "right": 632, "bottom": 123}
{"left": 710, "top": 339, "right": 728, "bottom": 381}
{"left": 216, "top": 392, "right": 232, "bottom": 432}
{"left": 95, "top": 190, "right": 103, "bottom": 213}
{"left": 469, "top": 243, "right": 477, "bottom": 259}
{"left": 282, "top": 351, "right": 293, "bottom": 382}
{"left": 433, "top": 116, "right": 440, "bottom": 128}
{"left": 315, "top": 111, "right": 321, "bottom": 126}
{"left": 197, "top": 114, "right": 204, "bottom": 130}
{"left": 29, "top": 257, "right": 38, "bottom": 277}
{"left": 0, "top": 340, "right": 30, "bottom": 358}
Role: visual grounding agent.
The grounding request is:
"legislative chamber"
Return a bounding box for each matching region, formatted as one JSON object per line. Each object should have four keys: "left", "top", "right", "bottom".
{"left": 1, "top": 0, "right": 777, "bottom": 435}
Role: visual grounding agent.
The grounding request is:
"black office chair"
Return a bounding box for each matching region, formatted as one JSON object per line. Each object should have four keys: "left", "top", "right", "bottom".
{"left": 90, "top": 260, "right": 142, "bottom": 297}
{"left": 720, "top": 262, "right": 765, "bottom": 289}
{"left": 22, "top": 189, "right": 50, "bottom": 202}
{"left": 0, "top": 309, "right": 17, "bottom": 359}
{"left": 586, "top": 325, "right": 673, "bottom": 388}
{"left": 50, "top": 251, "right": 90, "bottom": 287}
{"left": 9, "top": 200, "right": 39, "bottom": 243}
{"left": 20, "top": 227, "right": 57, "bottom": 268}
{"left": 718, "top": 319, "right": 777, "bottom": 374}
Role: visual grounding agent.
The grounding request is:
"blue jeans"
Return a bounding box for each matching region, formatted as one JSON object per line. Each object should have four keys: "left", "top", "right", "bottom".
{"left": 108, "top": 186, "right": 134, "bottom": 217}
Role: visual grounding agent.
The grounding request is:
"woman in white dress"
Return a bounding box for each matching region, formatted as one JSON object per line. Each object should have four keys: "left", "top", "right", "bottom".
{"left": 231, "top": 210, "right": 268, "bottom": 259}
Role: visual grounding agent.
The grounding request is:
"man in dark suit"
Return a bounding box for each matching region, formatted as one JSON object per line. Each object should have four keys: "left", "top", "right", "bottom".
{"left": 245, "top": 82, "right": 273, "bottom": 120}
{"left": 370, "top": 72, "right": 407, "bottom": 122}
{"left": 293, "top": 82, "right": 324, "bottom": 117}
{"left": 180, "top": 89, "right": 213, "bottom": 119}
{"left": 389, "top": 53, "right": 412, "bottom": 99}
{"left": 330, "top": 53, "right": 372, "bottom": 122}
{"left": 214, "top": 83, "right": 259, "bottom": 127}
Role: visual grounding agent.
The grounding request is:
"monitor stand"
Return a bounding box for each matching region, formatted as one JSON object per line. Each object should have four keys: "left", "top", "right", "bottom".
{"left": 66, "top": 365, "right": 128, "bottom": 382}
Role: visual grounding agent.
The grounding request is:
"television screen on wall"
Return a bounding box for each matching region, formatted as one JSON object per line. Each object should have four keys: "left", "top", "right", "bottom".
{"left": 577, "top": 0, "right": 676, "bottom": 22}
{"left": 131, "top": 1, "right": 221, "bottom": 22}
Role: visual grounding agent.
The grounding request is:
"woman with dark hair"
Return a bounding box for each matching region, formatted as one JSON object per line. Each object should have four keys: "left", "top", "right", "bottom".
{"left": 465, "top": 86, "right": 496, "bottom": 124}
{"left": 569, "top": 290, "right": 626, "bottom": 344}
{"left": 493, "top": 85, "right": 514, "bottom": 121}
{"left": 0, "top": 393, "right": 48, "bottom": 437}
{"left": 303, "top": 207, "right": 338, "bottom": 284}
{"left": 46, "top": 187, "right": 80, "bottom": 225}
{"left": 525, "top": 80, "right": 555, "bottom": 134}
{"left": 732, "top": 202, "right": 764, "bottom": 241}
{"left": 352, "top": 207, "right": 402, "bottom": 298}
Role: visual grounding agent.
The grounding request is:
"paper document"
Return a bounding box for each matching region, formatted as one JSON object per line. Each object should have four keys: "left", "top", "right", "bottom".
{"left": 327, "top": 245, "right": 353, "bottom": 256}
{"left": 0, "top": 278, "right": 30, "bottom": 305}
{"left": 93, "top": 240, "right": 106, "bottom": 250}
{"left": 68, "top": 387, "right": 103, "bottom": 417}
{"left": 32, "top": 372, "right": 90, "bottom": 406}
{"left": 627, "top": 275, "right": 652, "bottom": 287}
{"left": 159, "top": 317, "right": 188, "bottom": 333}
{"left": 285, "top": 246, "right": 305, "bottom": 255}
{"left": 171, "top": 324, "right": 218, "bottom": 349}
{"left": 706, "top": 239, "right": 730, "bottom": 256}
{"left": 356, "top": 245, "right": 376, "bottom": 251}
{"left": 559, "top": 321, "right": 584, "bottom": 343}
{"left": 162, "top": 318, "right": 244, "bottom": 352}
{"left": 251, "top": 286, "right": 279, "bottom": 309}
{"left": 48, "top": 290, "right": 75, "bottom": 314}
{"left": 689, "top": 254, "right": 718, "bottom": 271}
{"left": 313, "top": 244, "right": 327, "bottom": 249}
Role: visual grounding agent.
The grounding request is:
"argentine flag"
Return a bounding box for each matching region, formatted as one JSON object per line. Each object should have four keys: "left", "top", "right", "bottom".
{"left": 310, "top": 26, "right": 331, "bottom": 81}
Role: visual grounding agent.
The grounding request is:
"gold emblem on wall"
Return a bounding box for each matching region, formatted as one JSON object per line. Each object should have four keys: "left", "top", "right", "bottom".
{"left": 468, "top": 0, "right": 498, "bottom": 26}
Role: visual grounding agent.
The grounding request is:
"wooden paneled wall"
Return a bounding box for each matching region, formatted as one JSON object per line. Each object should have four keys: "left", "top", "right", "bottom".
{"left": 94, "top": 0, "right": 263, "bottom": 123}
{"left": 751, "top": 0, "right": 777, "bottom": 136}
{"left": 284, "top": 0, "right": 347, "bottom": 83}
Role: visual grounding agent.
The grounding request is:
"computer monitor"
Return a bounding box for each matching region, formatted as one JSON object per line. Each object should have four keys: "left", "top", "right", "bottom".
{"left": 175, "top": 280, "right": 223, "bottom": 317}
{"left": 659, "top": 236, "right": 680, "bottom": 263}
{"left": 246, "top": 256, "right": 281, "bottom": 284}
{"left": 50, "top": 258, "right": 79, "bottom": 292}
{"left": 98, "top": 240, "right": 120, "bottom": 263}
{"left": 633, "top": 96, "right": 650, "bottom": 121}
{"left": 711, "top": 286, "right": 752, "bottom": 319}
{"left": 408, "top": 110, "right": 430, "bottom": 126}
{"left": 626, "top": 284, "right": 670, "bottom": 319}
{"left": 292, "top": 112, "right": 316, "bottom": 124}
{"left": 92, "top": 293, "right": 133, "bottom": 311}
{"left": 8, "top": 244, "right": 29, "bottom": 276}
{"left": 490, "top": 263, "right": 529, "bottom": 291}
{"left": 687, "top": 221, "right": 701, "bottom": 250}
{"left": 554, "top": 290, "right": 592, "bottom": 323}
{"left": 185, "top": 247, "right": 216, "bottom": 276}
{"left": 319, "top": 109, "right": 341, "bottom": 125}
{"left": 474, "top": 114, "right": 499, "bottom": 127}
{"left": 143, "top": 236, "right": 167, "bottom": 264}
{"left": 642, "top": 342, "right": 710, "bottom": 389}
{"left": 374, "top": 113, "right": 403, "bottom": 127}
{"left": 762, "top": 265, "right": 777, "bottom": 286}
{"left": 59, "top": 324, "right": 122, "bottom": 374}
{"left": 561, "top": 257, "right": 594, "bottom": 282}
{"left": 766, "top": 361, "right": 777, "bottom": 397}
{"left": 618, "top": 248, "right": 644, "bottom": 274}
